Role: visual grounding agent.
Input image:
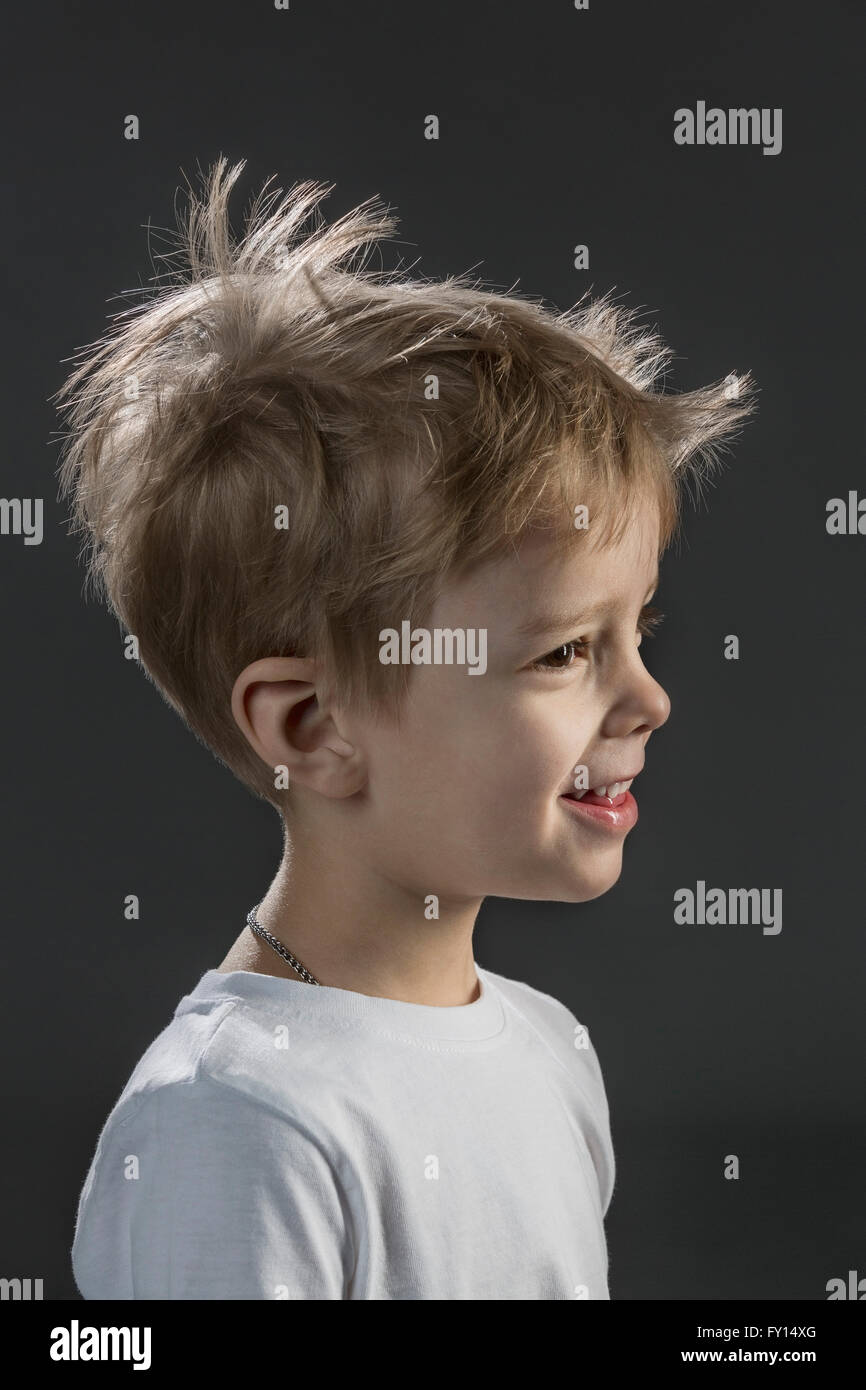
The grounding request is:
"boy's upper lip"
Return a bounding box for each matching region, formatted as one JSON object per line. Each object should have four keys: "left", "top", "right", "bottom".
{"left": 562, "top": 764, "right": 644, "bottom": 793}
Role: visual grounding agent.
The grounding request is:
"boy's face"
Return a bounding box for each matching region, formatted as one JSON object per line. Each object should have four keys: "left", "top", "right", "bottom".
{"left": 350, "top": 504, "right": 671, "bottom": 904}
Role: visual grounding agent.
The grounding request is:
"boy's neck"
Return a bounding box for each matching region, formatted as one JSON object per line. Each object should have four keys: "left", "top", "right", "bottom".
{"left": 216, "top": 846, "right": 483, "bottom": 1007}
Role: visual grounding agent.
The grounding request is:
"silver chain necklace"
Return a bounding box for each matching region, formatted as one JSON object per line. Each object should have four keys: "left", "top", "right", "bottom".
{"left": 246, "top": 906, "right": 321, "bottom": 985}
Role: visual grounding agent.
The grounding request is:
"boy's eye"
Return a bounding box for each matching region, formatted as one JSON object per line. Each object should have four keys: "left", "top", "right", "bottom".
{"left": 533, "top": 639, "right": 586, "bottom": 671}
{"left": 530, "top": 604, "right": 665, "bottom": 672}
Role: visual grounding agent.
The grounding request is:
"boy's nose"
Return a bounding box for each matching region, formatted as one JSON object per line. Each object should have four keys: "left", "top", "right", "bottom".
{"left": 647, "top": 677, "right": 671, "bottom": 730}
{"left": 625, "top": 667, "right": 671, "bottom": 735}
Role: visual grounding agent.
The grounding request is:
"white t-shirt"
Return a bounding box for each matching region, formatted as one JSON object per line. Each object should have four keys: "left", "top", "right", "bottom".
{"left": 72, "top": 965, "right": 616, "bottom": 1300}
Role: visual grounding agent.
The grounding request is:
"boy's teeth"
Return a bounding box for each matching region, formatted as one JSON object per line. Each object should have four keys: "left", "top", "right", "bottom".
{"left": 591, "top": 780, "right": 630, "bottom": 798}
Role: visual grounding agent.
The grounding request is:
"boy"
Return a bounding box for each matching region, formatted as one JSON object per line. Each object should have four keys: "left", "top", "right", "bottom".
{"left": 57, "top": 158, "right": 754, "bottom": 1299}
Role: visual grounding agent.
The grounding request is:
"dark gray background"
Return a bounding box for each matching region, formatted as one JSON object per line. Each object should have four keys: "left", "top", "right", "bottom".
{"left": 2, "top": 0, "right": 863, "bottom": 1300}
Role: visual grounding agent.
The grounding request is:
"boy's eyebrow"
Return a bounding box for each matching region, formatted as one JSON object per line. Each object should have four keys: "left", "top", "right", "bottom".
{"left": 516, "top": 573, "right": 660, "bottom": 640}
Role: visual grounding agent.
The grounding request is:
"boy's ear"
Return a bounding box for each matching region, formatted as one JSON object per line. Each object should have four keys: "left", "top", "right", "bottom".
{"left": 231, "top": 657, "right": 367, "bottom": 798}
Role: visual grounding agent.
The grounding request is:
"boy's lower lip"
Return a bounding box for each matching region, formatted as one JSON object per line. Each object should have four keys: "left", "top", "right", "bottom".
{"left": 559, "top": 790, "right": 638, "bottom": 832}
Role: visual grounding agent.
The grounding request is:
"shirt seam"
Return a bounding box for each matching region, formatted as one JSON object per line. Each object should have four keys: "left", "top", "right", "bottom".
{"left": 493, "top": 990, "right": 613, "bottom": 1211}
{"left": 184, "top": 988, "right": 509, "bottom": 1052}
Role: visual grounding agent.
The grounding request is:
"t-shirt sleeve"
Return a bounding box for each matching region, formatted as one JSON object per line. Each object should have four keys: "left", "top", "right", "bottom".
{"left": 72, "top": 1077, "right": 353, "bottom": 1300}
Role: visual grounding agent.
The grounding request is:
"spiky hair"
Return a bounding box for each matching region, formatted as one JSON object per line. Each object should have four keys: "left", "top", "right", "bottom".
{"left": 55, "top": 157, "right": 756, "bottom": 809}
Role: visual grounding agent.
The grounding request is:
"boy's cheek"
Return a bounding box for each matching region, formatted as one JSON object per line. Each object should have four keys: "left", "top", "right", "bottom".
{"left": 367, "top": 682, "right": 589, "bottom": 807}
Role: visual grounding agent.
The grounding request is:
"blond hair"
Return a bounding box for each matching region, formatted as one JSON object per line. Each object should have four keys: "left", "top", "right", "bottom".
{"left": 55, "top": 158, "right": 756, "bottom": 810}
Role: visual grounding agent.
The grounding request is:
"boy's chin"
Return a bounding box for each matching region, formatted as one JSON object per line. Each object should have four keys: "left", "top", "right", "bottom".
{"left": 497, "top": 860, "right": 625, "bottom": 904}
{"left": 552, "top": 858, "right": 625, "bottom": 903}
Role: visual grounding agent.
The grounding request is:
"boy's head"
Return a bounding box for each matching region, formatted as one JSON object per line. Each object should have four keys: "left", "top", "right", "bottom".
{"left": 56, "top": 158, "right": 755, "bottom": 904}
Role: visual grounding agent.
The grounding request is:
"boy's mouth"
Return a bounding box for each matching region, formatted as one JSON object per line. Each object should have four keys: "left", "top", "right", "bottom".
{"left": 560, "top": 774, "right": 640, "bottom": 832}
{"left": 562, "top": 775, "right": 637, "bottom": 808}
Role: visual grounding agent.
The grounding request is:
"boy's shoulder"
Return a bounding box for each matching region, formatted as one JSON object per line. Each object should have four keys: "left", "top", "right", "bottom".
{"left": 481, "top": 964, "right": 590, "bottom": 1028}
{"left": 102, "top": 964, "right": 609, "bottom": 1141}
{"left": 104, "top": 972, "right": 346, "bottom": 1135}
{"left": 479, "top": 966, "right": 608, "bottom": 1083}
